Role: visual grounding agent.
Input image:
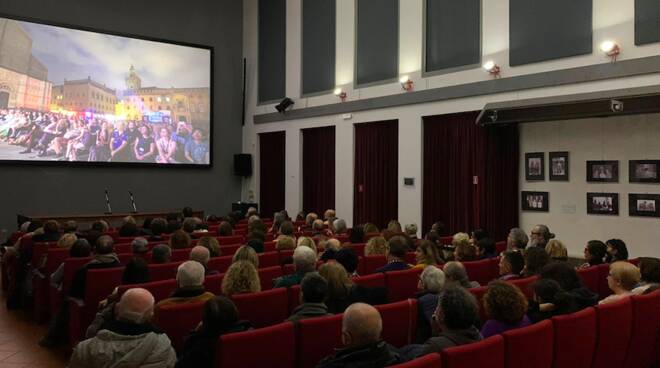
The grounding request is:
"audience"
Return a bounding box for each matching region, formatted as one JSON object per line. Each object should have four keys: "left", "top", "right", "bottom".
{"left": 605, "top": 239, "right": 629, "bottom": 263}
{"left": 539, "top": 262, "right": 598, "bottom": 309}
{"left": 443, "top": 261, "right": 480, "bottom": 289}
{"left": 579, "top": 240, "right": 607, "bottom": 268}
{"left": 149, "top": 218, "right": 168, "bottom": 241}
{"left": 545, "top": 239, "right": 568, "bottom": 262}
{"left": 156, "top": 261, "right": 214, "bottom": 307}
{"left": 405, "top": 223, "right": 419, "bottom": 241}
{"left": 276, "top": 235, "right": 296, "bottom": 250}
{"left": 152, "top": 244, "right": 172, "bottom": 264}
{"left": 363, "top": 223, "right": 379, "bottom": 234}
{"left": 522, "top": 246, "right": 550, "bottom": 277}
{"left": 415, "top": 266, "right": 446, "bottom": 341}
{"left": 197, "top": 236, "right": 221, "bottom": 257}
{"left": 375, "top": 236, "right": 410, "bottom": 273}
{"left": 56, "top": 233, "right": 77, "bottom": 249}
{"left": 70, "top": 235, "right": 121, "bottom": 299}
{"left": 274, "top": 246, "right": 317, "bottom": 288}
{"left": 364, "top": 236, "right": 388, "bottom": 256}
{"left": 217, "top": 221, "right": 233, "bottom": 237}
{"left": 335, "top": 247, "right": 360, "bottom": 277}
{"left": 50, "top": 239, "right": 91, "bottom": 291}
{"left": 498, "top": 251, "right": 524, "bottom": 280}
{"left": 349, "top": 225, "right": 364, "bottom": 244}
{"left": 221, "top": 261, "right": 261, "bottom": 296}
{"left": 119, "top": 216, "right": 140, "bottom": 237}
{"left": 632, "top": 257, "right": 660, "bottom": 294}
{"left": 476, "top": 238, "right": 497, "bottom": 259}
{"left": 333, "top": 219, "right": 348, "bottom": 235}
{"left": 190, "top": 246, "right": 217, "bottom": 275}
{"left": 287, "top": 272, "right": 332, "bottom": 323}
{"left": 599, "top": 261, "right": 641, "bottom": 305}
{"left": 413, "top": 240, "right": 443, "bottom": 268}
{"left": 318, "top": 262, "right": 387, "bottom": 313}
{"left": 131, "top": 237, "right": 149, "bottom": 257}
{"left": 33, "top": 220, "right": 61, "bottom": 242}
{"left": 232, "top": 245, "right": 259, "bottom": 268}
{"left": 169, "top": 230, "right": 192, "bottom": 249}
{"left": 529, "top": 224, "right": 555, "bottom": 248}
{"left": 527, "top": 279, "right": 578, "bottom": 323}
{"left": 507, "top": 228, "right": 529, "bottom": 251}
{"left": 470, "top": 229, "right": 488, "bottom": 246}
{"left": 430, "top": 221, "right": 448, "bottom": 237}
{"left": 320, "top": 238, "right": 341, "bottom": 261}
{"left": 481, "top": 281, "right": 531, "bottom": 338}
{"left": 453, "top": 235, "right": 477, "bottom": 262}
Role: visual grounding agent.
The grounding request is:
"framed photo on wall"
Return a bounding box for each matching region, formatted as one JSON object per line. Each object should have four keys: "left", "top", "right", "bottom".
{"left": 629, "top": 160, "right": 660, "bottom": 183}
{"left": 586, "top": 192, "right": 619, "bottom": 215}
{"left": 549, "top": 151, "right": 569, "bottom": 181}
{"left": 586, "top": 160, "right": 619, "bottom": 182}
{"left": 522, "top": 191, "right": 549, "bottom": 212}
{"left": 629, "top": 194, "right": 660, "bottom": 217}
{"left": 525, "top": 153, "right": 545, "bottom": 181}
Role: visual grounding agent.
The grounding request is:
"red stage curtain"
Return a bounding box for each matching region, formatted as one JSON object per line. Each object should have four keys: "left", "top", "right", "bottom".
{"left": 259, "top": 131, "right": 286, "bottom": 218}
{"left": 354, "top": 120, "right": 398, "bottom": 229}
{"left": 302, "top": 126, "right": 336, "bottom": 215}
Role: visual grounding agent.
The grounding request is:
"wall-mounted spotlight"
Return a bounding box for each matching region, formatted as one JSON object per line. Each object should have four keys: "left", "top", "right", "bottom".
{"left": 399, "top": 76, "right": 414, "bottom": 91}
{"left": 275, "top": 97, "right": 294, "bottom": 113}
{"left": 483, "top": 61, "right": 501, "bottom": 78}
{"left": 600, "top": 41, "right": 620, "bottom": 62}
{"left": 334, "top": 88, "right": 347, "bottom": 102}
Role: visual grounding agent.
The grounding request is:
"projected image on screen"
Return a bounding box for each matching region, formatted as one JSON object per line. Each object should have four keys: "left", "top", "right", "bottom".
{"left": 0, "top": 17, "right": 211, "bottom": 165}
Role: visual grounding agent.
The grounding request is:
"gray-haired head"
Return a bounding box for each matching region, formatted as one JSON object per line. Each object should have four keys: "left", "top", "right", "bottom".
{"left": 508, "top": 228, "right": 529, "bottom": 250}
{"left": 190, "top": 245, "right": 211, "bottom": 266}
{"left": 421, "top": 265, "right": 446, "bottom": 294}
{"left": 293, "top": 246, "right": 317, "bottom": 273}
{"left": 443, "top": 261, "right": 473, "bottom": 288}
{"left": 333, "top": 218, "right": 347, "bottom": 234}
{"left": 131, "top": 237, "right": 149, "bottom": 254}
{"left": 176, "top": 260, "right": 205, "bottom": 288}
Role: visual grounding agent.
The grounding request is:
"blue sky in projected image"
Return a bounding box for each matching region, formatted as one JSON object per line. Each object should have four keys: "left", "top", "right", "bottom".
{"left": 20, "top": 20, "right": 210, "bottom": 91}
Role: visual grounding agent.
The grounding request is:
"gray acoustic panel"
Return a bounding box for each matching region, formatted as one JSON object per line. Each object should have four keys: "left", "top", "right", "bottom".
{"left": 302, "top": 0, "right": 336, "bottom": 95}
{"left": 636, "top": 0, "right": 660, "bottom": 45}
{"left": 356, "top": 0, "right": 399, "bottom": 86}
{"left": 258, "top": 0, "right": 286, "bottom": 103}
{"left": 425, "top": 0, "right": 481, "bottom": 73}
{"left": 510, "top": 0, "right": 592, "bottom": 66}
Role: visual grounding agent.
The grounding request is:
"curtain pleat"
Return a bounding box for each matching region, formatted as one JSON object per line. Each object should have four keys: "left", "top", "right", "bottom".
{"left": 259, "top": 131, "right": 286, "bottom": 218}
{"left": 302, "top": 126, "right": 336, "bottom": 214}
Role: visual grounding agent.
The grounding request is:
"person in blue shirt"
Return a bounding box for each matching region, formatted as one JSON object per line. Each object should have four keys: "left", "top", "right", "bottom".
{"left": 375, "top": 236, "right": 411, "bottom": 273}
{"left": 184, "top": 129, "right": 209, "bottom": 164}
{"left": 171, "top": 122, "right": 190, "bottom": 162}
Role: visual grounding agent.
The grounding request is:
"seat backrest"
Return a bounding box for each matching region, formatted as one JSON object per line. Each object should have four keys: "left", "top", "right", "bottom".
{"left": 442, "top": 335, "right": 504, "bottom": 368}
{"left": 507, "top": 275, "right": 539, "bottom": 299}
{"left": 592, "top": 297, "right": 633, "bottom": 368}
{"left": 404, "top": 252, "right": 416, "bottom": 265}
{"left": 43, "top": 248, "right": 70, "bottom": 274}
{"left": 296, "top": 314, "right": 343, "bottom": 368}
{"left": 263, "top": 241, "right": 276, "bottom": 252}
{"left": 353, "top": 273, "right": 386, "bottom": 288}
{"left": 385, "top": 268, "right": 423, "bottom": 302}
{"left": 231, "top": 288, "right": 289, "bottom": 328}
{"left": 468, "top": 286, "right": 489, "bottom": 323}
{"left": 363, "top": 255, "right": 387, "bottom": 275}
{"left": 596, "top": 263, "right": 612, "bottom": 299}
{"left": 287, "top": 285, "right": 301, "bottom": 314}
{"left": 376, "top": 299, "right": 418, "bottom": 347}
{"left": 113, "top": 243, "right": 132, "bottom": 254}
{"left": 207, "top": 256, "right": 232, "bottom": 274}
{"left": 84, "top": 267, "right": 124, "bottom": 306}
{"left": 204, "top": 273, "right": 224, "bottom": 295}
{"left": 502, "top": 319, "right": 553, "bottom": 368}
{"left": 278, "top": 249, "right": 294, "bottom": 265}
{"left": 623, "top": 291, "right": 660, "bottom": 368}
{"left": 333, "top": 234, "right": 349, "bottom": 243}
{"left": 390, "top": 353, "right": 442, "bottom": 368}
{"left": 258, "top": 266, "right": 284, "bottom": 291}
{"left": 218, "top": 235, "right": 244, "bottom": 245}
{"left": 217, "top": 322, "right": 295, "bottom": 368}
{"left": 219, "top": 244, "right": 242, "bottom": 256}
{"left": 364, "top": 232, "right": 381, "bottom": 242}
{"left": 258, "top": 251, "right": 280, "bottom": 268}
{"left": 170, "top": 248, "right": 190, "bottom": 262}
{"left": 148, "top": 262, "right": 182, "bottom": 281}
{"left": 117, "top": 253, "right": 135, "bottom": 264}
{"left": 577, "top": 266, "right": 600, "bottom": 295}
{"left": 117, "top": 279, "right": 177, "bottom": 302}
{"left": 154, "top": 301, "right": 205, "bottom": 353}
{"left": 350, "top": 243, "right": 366, "bottom": 256}
{"left": 495, "top": 241, "right": 507, "bottom": 255}
{"left": 551, "top": 307, "right": 597, "bottom": 368}
{"left": 463, "top": 259, "right": 498, "bottom": 286}
{"left": 61, "top": 257, "right": 93, "bottom": 291}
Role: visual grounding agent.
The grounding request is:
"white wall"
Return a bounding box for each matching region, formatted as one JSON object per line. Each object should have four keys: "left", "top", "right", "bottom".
{"left": 242, "top": 0, "right": 660, "bottom": 249}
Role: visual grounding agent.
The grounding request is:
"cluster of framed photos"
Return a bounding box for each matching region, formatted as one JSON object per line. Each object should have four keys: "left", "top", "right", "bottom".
{"left": 522, "top": 153, "right": 660, "bottom": 218}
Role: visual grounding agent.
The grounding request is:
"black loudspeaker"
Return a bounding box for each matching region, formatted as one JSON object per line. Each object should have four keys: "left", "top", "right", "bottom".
{"left": 234, "top": 154, "right": 252, "bottom": 177}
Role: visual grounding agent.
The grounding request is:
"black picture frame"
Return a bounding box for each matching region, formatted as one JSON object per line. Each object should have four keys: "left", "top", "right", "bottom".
{"left": 521, "top": 191, "right": 549, "bottom": 212}
{"left": 549, "top": 151, "right": 569, "bottom": 181}
{"left": 586, "top": 192, "right": 619, "bottom": 215}
{"left": 629, "top": 160, "right": 660, "bottom": 183}
{"left": 586, "top": 161, "right": 619, "bottom": 182}
{"left": 525, "top": 152, "right": 545, "bottom": 181}
{"left": 629, "top": 193, "right": 660, "bottom": 217}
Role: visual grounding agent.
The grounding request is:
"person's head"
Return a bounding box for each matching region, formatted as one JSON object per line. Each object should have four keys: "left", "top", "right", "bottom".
{"left": 300, "top": 272, "right": 328, "bottom": 304}
{"left": 324, "top": 209, "right": 336, "bottom": 221}
{"left": 279, "top": 221, "right": 294, "bottom": 236}
{"left": 545, "top": 240, "right": 568, "bottom": 261}
{"left": 333, "top": 219, "right": 347, "bottom": 234}
{"left": 434, "top": 285, "right": 479, "bottom": 331}
{"left": 452, "top": 232, "right": 470, "bottom": 248}
{"left": 386, "top": 220, "right": 402, "bottom": 233}
{"left": 276, "top": 236, "right": 296, "bottom": 250}
{"left": 404, "top": 223, "right": 418, "bottom": 238}
{"left": 297, "top": 236, "right": 315, "bottom": 249}
{"left": 484, "top": 280, "right": 528, "bottom": 325}
{"left": 63, "top": 220, "right": 78, "bottom": 233}
{"left": 139, "top": 125, "right": 149, "bottom": 137}
{"left": 470, "top": 229, "right": 488, "bottom": 244}
{"left": 43, "top": 220, "right": 59, "bottom": 234}
{"left": 115, "top": 288, "right": 155, "bottom": 325}
{"left": 476, "top": 238, "right": 496, "bottom": 258}
{"left": 169, "top": 230, "right": 192, "bottom": 249}
{"left": 530, "top": 225, "right": 554, "bottom": 247}
{"left": 419, "top": 265, "right": 446, "bottom": 294}
{"left": 523, "top": 246, "right": 550, "bottom": 276}
{"left": 131, "top": 237, "right": 149, "bottom": 254}
{"left": 499, "top": 251, "right": 525, "bottom": 276}
{"left": 246, "top": 207, "right": 258, "bottom": 219}
{"left": 385, "top": 235, "right": 407, "bottom": 261}
{"left": 122, "top": 215, "right": 137, "bottom": 226}
{"left": 507, "top": 228, "right": 529, "bottom": 251}
{"left": 540, "top": 261, "right": 583, "bottom": 291}
{"left": 192, "top": 128, "right": 203, "bottom": 141}
{"left": 312, "top": 219, "right": 324, "bottom": 232}
{"left": 453, "top": 243, "right": 477, "bottom": 262}
{"left": 182, "top": 217, "right": 199, "bottom": 233}
{"left": 91, "top": 220, "right": 109, "bottom": 233}
{"left": 431, "top": 221, "right": 447, "bottom": 236}
{"left": 221, "top": 261, "right": 261, "bottom": 296}
{"left": 442, "top": 261, "right": 474, "bottom": 288}
{"left": 335, "top": 247, "right": 359, "bottom": 274}
{"left": 365, "top": 236, "right": 387, "bottom": 256}
{"left": 197, "top": 236, "right": 221, "bottom": 257}
{"left": 217, "top": 221, "right": 233, "bottom": 237}
{"left": 294, "top": 246, "right": 317, "bottom": 273}
{"left": 150, "top": 218, "right": 167, "bottom": 236}
{"left": 318, "top": 262, "right": 353, "bottom": 301}
{"left": 605, "top": 239, "right": 629, "bottom": 262}
{"left": 585, "top": 240, "right": 607, "bottom": 266}
{"left": 305, "top": 212, "right": 318, "bottom": 226}
{"left": 95, "top": 235, "right": 114, "bottom": 255}
{"left": 324, "top": 238, "right": 341, "bottom": 252}
{"left": 182, "top": 206, "right": 194, "bottom": 218}
{"left": 190, "top": 245, "right": 211, "bottom": 267}
{"left": 122, "top": 257, "right": 150, "bottom": 285}
{"left": 363, "top": 223, "right": 379, "bottom": 234}
{"left": 247, "top": 230, "right": 266, "bottom": 243}
{"left": 70, "top": 239, "right": 92, "bottom": 257}
{"left": 341, "top": 303, "right": 382, "bottom": 348}
{"left": 532, "top": 278, "right": 574, "bottom": 312}
{"left": 608, "top": 261, "right": 641, "bottom": 294}
{"left": 176, "top": 260, "right": 205, "bottom": 288}
{"left": 232, "top": 245, "right": 259, "bottom": 268}
{"left": 349, "top": 225, "right": 364, "bottom": 244}
{"left": 57, "top": 233, "right": 77, "bottom": 249}
{"left": 151, "top": 244, "right": 172, "bottom": 264}
{"left": 201, "top": 296, "right": 240, "bottom": 335}
{"left": 638, "top": 257, "right": 660, "bottom": 284}
{"left": 415, "top": 240, "right": 443, "bottom": 266}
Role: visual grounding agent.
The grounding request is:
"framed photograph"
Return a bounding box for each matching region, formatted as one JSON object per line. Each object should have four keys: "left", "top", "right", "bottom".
{"left": 586, "top": 161, "right": 619, "bottom": 182}
{"left": 629, "top": 194, "right": 660, "bottom": 217}
{"left": 549, "top": 151, "right": 569, "bottom": 181}
{"left": 521, "top": 191, "right": 549, "bottom": 212}
{"left": 629, "top": 160, "right": 660, "bottom": 183}
{"left": 525, "top": 152, "right": 545, "bottom": 181}
{"left": 586, "top": 193, "right": 619, "bottom": 215}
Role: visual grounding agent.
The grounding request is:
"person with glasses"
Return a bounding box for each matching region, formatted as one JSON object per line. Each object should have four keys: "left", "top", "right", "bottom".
{"left": 599, "top": 261, "right": 641, "bottom": 305}
{"left": 529, "top": 224, "right": 555, "bottom": 248}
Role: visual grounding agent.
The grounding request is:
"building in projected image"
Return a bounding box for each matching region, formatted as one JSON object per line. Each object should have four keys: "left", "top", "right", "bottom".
{"left": 0, "top": 19, "right": 52, "bottom": 110}
{"left": 51, "top": 77, "right": 118, "bottom": 115}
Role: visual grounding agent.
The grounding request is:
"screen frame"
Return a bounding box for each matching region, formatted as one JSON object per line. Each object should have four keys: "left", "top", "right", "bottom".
{"left": 0, "top": 12, "right": 214, "bottom": 169}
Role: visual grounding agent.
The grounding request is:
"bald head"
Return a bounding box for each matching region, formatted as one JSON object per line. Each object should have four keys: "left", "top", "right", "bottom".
{"left": 342, "top": 303, "right": 382, "bottom": 347}
{"left": 312, "top": 219, "right": 324, "bottom": 231}
{"left": 325, "top": 238, "right": 341, "bottom": 252}
{"left": 190, "top": 245, "right": 210, "bottom": 266}
{"left": 116, "top": 288, "right": 155, "bottom": 324}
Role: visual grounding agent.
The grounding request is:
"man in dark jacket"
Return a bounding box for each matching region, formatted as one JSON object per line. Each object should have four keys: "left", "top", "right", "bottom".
{"left": 375, "top": 236, "right": 410, "bottom": 273}
{"left": 317, "top": 303, "right": 403, "bottom": 368}
{"left": 288, "top": 272, "right": 332, "bottom": 323}
{"left": 69, "top": 235, "right": 121, "bottom": 299}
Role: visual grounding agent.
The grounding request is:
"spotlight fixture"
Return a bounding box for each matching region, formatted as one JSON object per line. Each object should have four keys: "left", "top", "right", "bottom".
{"left": 600, "top": 41, "right": 620, "bottom": 62}
{"left": 399, "top": 76, "right": 413, "bottom": 91}
{"left": 334, "top": 88, "right": 347, "bottom": 102}
{"left": 275, "top": 97, "right": 294, "bottom": 113}
{"left": 482, "top": 61, "right": 501, "bottom": 78}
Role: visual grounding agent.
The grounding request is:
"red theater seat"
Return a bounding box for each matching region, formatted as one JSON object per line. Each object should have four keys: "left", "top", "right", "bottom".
{"left": 624, "top": 291, "right": 660, "bottom": 368}
{"left": 287, "top": 285, "right": 301, "bottom": 314}
{"left": 278, "top": 249, "right": 294, "bottom": 265}
{"left": 551, "top": 307, "right": 597, "bottom": 368}
{"left": 391, "top": 353, "right": 442, "bottom": 367}
{"left": 117, "top": 279, "right": 177, "bottom": 302}
{"left": 204, "top": 273, "right": 224, "bottom": 295}
{"left": 468, "top": 286, "right": 489, "bottom": 323}
{"left": 219, "top": 244, "right": 242, "bottom": 256}
{"left": 258, "top": 251, "right": 280, "bottom": 268}
{"left": 592, "top": 297, "right": 632, "bottom": 368}
{"left": 385, "top": 268, "right": 423, "bottom": 302}
{"left": 507, "top": 275, "right": 538, "bottom": 299}
{"left": 263, "top": 241, "right": 276, "bottom": 252}
{"left": 364, "top": 232, "right": 381, "bottom": 242}
{"left": 376, "top": 299, "right": 418, "bottom": 347}
{"left": 218, "top": 235, "right": 244, "bottom": 245}
{"left": 207, "top": 256, "right": 232, "bottom": 274}
{"left": 33, "top": 247, "right": 70, "bottom": 323}
{"left": 503, "top": 319, "right": 553, "bottom": 368}
{"left": 170, "top": 248, "right": 190, "bottom": 262}
{"left": 148, "top": 262, "right": 181, "bottom": 281}
{"left": 296, "top": 314, "right": 343, "bottom": 368}
{"left": 334, "top": 234, "right": 349, "bottom": 243}
{"left": 231, "top": 288, "right": 288, "bottom": 328}
{"left": 154, "top": 301, "right": 205, "bottom": 352}
{"left": 363, "top": 255, "right": 387, "bottom": 274}
{"left": 495, "top": 241, "right": 507, "bottom": 255}
{"left": 216, "top": 322, "right": 295, "bottom": 368}
{"left": 442, "top": 335, "right": 504, "bottom": 368}
{"left": 577, "top": 266, "right": 600, "bottom": 294}
{"left": 113, "top": 243, "right": 132, "bottom": 254}
{"left": 353, "top": 273, "right": 386, "bottom": 288}
{"left": 350, "top": 243, "right": 366, "bottom": 256}
{"left": 258, "top": 266, "right": 283, "bottom": 290}
{"left": 463, "top": 259, "right": 498, "bottom": 286}
{"left": 596, "top": 263, "right": 612, "bottom": 299}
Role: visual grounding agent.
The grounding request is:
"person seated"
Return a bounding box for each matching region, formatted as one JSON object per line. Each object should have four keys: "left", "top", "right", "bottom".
{"left": 545, "top": 240, "right": 568, "bottom": 262}
{"left": 375, "top": 236, "right": 411, "bottom": 273}
{"left": 190, "top": 246, "right": 218, "bottom": 276}
{"left": 69, "top": 235, "right": 121, "bottom": 299}
{"left": 182, "top": 217, "right": 202, "bottom": 234}
{"left": 221, "top": 261, "right": 261, "bottom": 297}
{"left": 32, "top": 220, "right": 62, "bottom": 243}
{"left": 176, "top": 296, "right": 252, "bottom": 368}
{"left": 312, "top": 219, "right": 328, "bottom": 239}
{"left": 118, "top": 216, "right": 140, "bottom": 237}
{"left": 349, "top": 225, "right": 364, "bottom": 244}
{"left": 364, "top": 236, "right": 388, "bottom": 256}
{"left": 529, "top": 224, "right": 555, "bottom": 248}
{"left": 320, "top": 238, "right": 341, "bottom": 261}
{"left": 507, "top": 228, "right": 529, "bottom": 251}
{"left": 579, "top": 240, "right": 607, "bottom": 268}
{"left": 452, "top": 234, "right": 477, "bottom": 262}
{"left": 498, "top": 251, "right": 524, "bottom": 280}
{"left": 413, "top": 240, "right": 444, "bottom": 269}
{"left": 599, "top": 261, "right": 641, "bottom": 305}
{"left": 217, "top": 221, "right": 233, "bottom": 237}
{"left": 481, "top": 281, "right": 531, "bottom": 338}
{"left": 605, "top": 239, "right": 629, "bottom": 263}
{"left": 415, "top": 266, "right": 446, "bottom": 342}
{"left": 156, "top": 261, "right": 215, "bottom": 307}
{"left": 50, "top": 239, "right": 91, "bottom": 291}
{"left": 632, "top": 257, "right": 660, "bottom": 294}
{"left": 405, "top": 223, "right": 419, "bottom": 242}
{"left": 131, "top": 237, "right": 149, "bottom": 257}
{"left": 539, "top": 262, "right": 598, "bottom": 309}
{"left": 197, "top": 236, "right": 221, "bottom": 257}
{"left": 297, "top": 236, "right": 318, "bottom": 254}
{"left": 331, "top": 218, "right": 347, "bottom": 235}
{"left": 323, "top": 209, "right": 336, "bottom": 223}
{"left": 68, "top": 288, "right": 176, "bottom": 368}
{"left": 469, "top": 229, "right": 488, "bottom": 246}
{"left": 276, "top": 236, "right": 296, "bottom": 251}
{"left": 152, "top": 244, "right": 172, "bottom": 264}
{"left": 273, "top": 246, "right": 317, "bottom": 288}
{"left": 318, "top": 262, "right": 387, "bottom": 314}
{"left": 149, "top": 218, "right": 168, "bottom": 241}
{"left": 169, "top": 230, "right": 192, "bottom": 249}
{"left": 317, "top": 303, "right": 403, "bottom": 367}
{"left": 443, "top": 261, "right": 480, "bottom": 289}
{"left": 335, "top": 247, "right": 360, "bottom": 277}
{"left": 288, "top": 272, "right": 332, "bottom": 323}
{"left": 527, "top": 279, "right": 578, "bottom": 323}
{"left": 476, "top": 238, "right": 497, "bottom": 259}
{"left": 232, "top": 245, "right": 259, "bottom": 268}
{"left": 278, "top": 220, "right": 296, "bottom": 239}
{"left": 522, "top": 246, "right": 550, "bottom": 277}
